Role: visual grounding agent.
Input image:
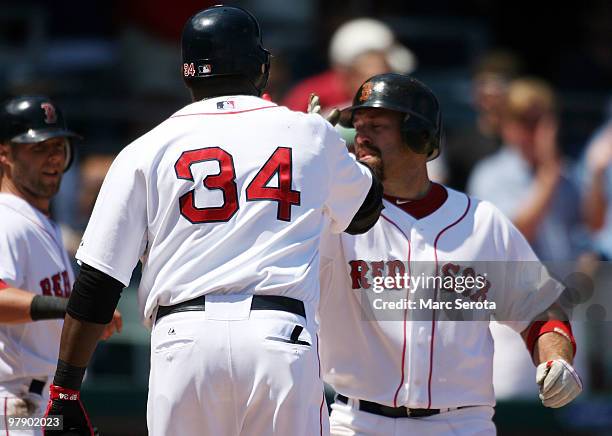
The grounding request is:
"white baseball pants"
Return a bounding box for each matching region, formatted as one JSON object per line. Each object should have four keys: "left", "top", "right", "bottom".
{"left": 147, "top": 297, "right": 329, "bottom": 436}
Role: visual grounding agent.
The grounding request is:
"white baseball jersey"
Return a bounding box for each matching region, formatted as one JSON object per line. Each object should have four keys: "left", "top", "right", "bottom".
{"left": 0, "top": 194, "right": 74, "bottom": 382}
{"left": 76, "top": 95, "right": 372, "bottom": 323}
{"left": 318, "top": 185, "right": 564, "bottom": 410}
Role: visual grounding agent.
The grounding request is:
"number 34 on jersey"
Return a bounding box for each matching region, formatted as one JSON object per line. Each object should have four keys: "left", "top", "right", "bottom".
{"left": 174, "top": 146, "right": 301, "bottom": 224}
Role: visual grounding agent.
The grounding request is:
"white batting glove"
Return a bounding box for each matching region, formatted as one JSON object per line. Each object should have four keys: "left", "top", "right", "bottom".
{"left": 536, "top": 358, "right": 582, "bottom": 408}
{"left": 307, "top": 93, "right": 322, "bottom": 115}
{"left": 307, "top": 93, "right": 341, "bottom": 126}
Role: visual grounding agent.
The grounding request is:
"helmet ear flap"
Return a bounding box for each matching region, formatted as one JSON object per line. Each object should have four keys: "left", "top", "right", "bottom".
{"left": 254, "top": 52, "right": 271, "bottom": 93}
{"left": 63, "top": 142, "right": 74, "bottom": 172}
{"left": 401, "top": 114, "right": 436, "bottom": 156}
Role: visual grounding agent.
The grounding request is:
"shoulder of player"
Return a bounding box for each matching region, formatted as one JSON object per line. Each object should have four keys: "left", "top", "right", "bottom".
{"left": 284, "top": 107, "right": 335, "bottom": 130}
{"left": 442, "top": 187, "right": 510, "bottom": 228}
{"left": 463, "top": 192, "right": 505, "bottom": 223}
{"left": 0, "top": 203, "right": 36, "bottom": 240}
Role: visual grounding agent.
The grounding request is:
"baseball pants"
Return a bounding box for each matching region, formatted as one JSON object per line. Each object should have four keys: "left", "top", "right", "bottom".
{"left": 147, "top": 295, "right": 329, "bottom": 436}
{"left": 330, "top": 397, "right": 495, "bottom": 436}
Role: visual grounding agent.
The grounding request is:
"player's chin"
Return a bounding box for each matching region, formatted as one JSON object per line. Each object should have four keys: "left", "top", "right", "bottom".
{"left": 359, "top": 155, "right": 384, "bottom": 181}
{"left": 36, "top": 180, "right": 62, "bottom": 197}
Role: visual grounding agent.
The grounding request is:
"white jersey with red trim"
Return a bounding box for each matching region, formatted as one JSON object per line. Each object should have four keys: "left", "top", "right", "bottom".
{"left": 0, "top": 194, "right": 74, "bottom": 381}
{"left": 76, "top": 95, "right": 372, "bottom": 324}
{"left": 318, "top": 185, "right": 564, "bottom": 409}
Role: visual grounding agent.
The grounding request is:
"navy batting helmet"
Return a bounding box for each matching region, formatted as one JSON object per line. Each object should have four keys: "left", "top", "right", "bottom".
{"left": 181, "top": 5, "right": 270, "bottom": 94}
{"left": 340, "top": 73, "right": 442, "bottom": 161}
{"left": 0, "top": 95, "right": 80, "bottom": 171}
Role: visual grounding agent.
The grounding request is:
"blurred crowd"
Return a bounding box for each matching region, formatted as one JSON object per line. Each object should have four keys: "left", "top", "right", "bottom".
{"left": 1, "top": 0, "right": 611, "bottom": 405}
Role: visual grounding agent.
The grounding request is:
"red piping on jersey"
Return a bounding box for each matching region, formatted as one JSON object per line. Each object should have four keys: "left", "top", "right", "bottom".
{"left": 0, "top": 280, "right": 8, "bottom": 290}
{"left": 381, "top": 214, "right": 411, "bottom": 408}
{"left": 428, "top": 195, "right": 471, "bottom": 408}
{"left": 170, "top": 105, "right": 277, "bottom": 118}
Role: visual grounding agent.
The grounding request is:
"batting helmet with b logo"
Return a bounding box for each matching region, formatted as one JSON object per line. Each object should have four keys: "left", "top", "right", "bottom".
{"left": 0, "top": 95, "right": 81, "bottom": 171}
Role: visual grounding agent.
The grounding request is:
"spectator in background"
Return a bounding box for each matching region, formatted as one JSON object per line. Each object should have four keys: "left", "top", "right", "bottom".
{"left": 468, "top": 77, "right": 591, "bottom": 400}
{"left": 282, "top": 18, "right": 416, "bottom": 113}
{"left": 445, "top": 50, "right": 522, "bottom": 191}
{"left": 581, "top": 102, "right": 612, "bottom": 260}
{"left": 578, "top": 98, "right": 612, "bottom": 393}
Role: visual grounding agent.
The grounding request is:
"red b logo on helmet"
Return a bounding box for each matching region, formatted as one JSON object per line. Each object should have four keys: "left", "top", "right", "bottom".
{"left": 40, "top": 102, "right": 57, "bottom": 124}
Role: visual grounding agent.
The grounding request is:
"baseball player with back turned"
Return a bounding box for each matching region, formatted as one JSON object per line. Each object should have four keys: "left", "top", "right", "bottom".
{"left": 43, "top": 5, "right": 383, "bottom": 436}
{"left": 316, "top": 74, "right": 582, "bottom": 435}
{"left": 0, "top": 96, "right": 121, "bottom": 436}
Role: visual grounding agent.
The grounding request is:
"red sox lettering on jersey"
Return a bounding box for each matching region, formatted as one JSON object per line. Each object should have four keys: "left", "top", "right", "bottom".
{"left": 347, "top": 259, "right": 491, "bottom": 303}
{"left": 319, "top": 186, "right": 564, "bottom": 409}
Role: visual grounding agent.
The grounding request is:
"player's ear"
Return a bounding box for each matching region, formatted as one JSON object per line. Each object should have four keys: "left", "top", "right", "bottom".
{"left": 0, "top": 142, "right": 10, "bottom": 165}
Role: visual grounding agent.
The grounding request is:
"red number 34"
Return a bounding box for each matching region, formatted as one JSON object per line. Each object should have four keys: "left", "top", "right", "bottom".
{"left": 174, "top": 146, "right": 301, "bottom": 223}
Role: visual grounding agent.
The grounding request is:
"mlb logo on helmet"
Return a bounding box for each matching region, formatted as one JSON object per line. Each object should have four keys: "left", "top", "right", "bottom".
{"left": 199, "top": 64, "right": 212, "bottom": 74}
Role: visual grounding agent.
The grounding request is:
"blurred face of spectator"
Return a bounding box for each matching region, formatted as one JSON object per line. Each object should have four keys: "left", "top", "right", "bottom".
{"left": 340, "top": 51, "right": 391, "bottom": 105}
{"left": 502, "top": 108, "right": 553, "bottom": 162}
{"left": 79, "top": 155, "right": 115, "bottom": 218}
{"left": 500, "top": 79, "right": 556, "bottom": 163}
{"left": 353, "top": 107, "right": 425, "bottom": 180}
{"left": 0, "top": 138, "right": 68, "bottom": 199}
{"left": 473, "top": 73, "right": 509, "bottom": 131}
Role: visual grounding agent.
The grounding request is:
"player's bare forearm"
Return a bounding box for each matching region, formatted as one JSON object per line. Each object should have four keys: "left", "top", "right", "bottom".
{"left": 530, "top": 331, "right": 574, "bottom": 365}
{"left": 521, "top": 301, "right": 575, "bottom": 366}
{"left": 0, "top": 287, "right": 35, "bottom": 322}
{"left": 58, "top": 313, "right": 106, "bottom": 367}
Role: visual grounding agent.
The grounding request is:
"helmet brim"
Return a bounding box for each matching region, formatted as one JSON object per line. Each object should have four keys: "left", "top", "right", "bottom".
{"left": 9, "top": 128, "right": 82, "bottom": 144}
{"left": 339, "top": 100, "right": 435, "bottom": 129}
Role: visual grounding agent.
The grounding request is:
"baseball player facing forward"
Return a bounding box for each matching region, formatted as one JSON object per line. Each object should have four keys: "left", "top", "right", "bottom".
{"left": 43, "top": 6, "right": 383, "bottom": 436}
{"left": 317, "top": 74, "right": 582, "bottom": 436}
{"left": 0, "top": 96, "right": 121, "bottom": 436}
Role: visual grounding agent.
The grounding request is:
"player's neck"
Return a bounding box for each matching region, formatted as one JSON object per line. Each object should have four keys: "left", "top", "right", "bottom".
{"left": 189, "top": 83, "right": 259, "bottom": 101}
{"left": 0, "top": 176, "right": 51, "bottom": 216}
{"left": 382, "top": 164, "right": 431, "bottom": 200}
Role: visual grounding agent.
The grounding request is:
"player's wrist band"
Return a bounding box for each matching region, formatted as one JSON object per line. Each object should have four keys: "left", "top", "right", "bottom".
{"left": 49, "top": 384, "right": 81, "bottom": 401}
{"left": 30, "top": 295, "right": 68, "bottom": 320}
{"left": 53, "top": 359, "right": 87, "bottom": 391}
{"left": 526, "top": 320, "right": 576, "bottom": 357}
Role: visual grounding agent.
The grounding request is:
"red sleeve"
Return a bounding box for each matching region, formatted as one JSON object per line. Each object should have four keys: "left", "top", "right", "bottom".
{"left": 0, "top": 279, "right": 9, "bottom": 290}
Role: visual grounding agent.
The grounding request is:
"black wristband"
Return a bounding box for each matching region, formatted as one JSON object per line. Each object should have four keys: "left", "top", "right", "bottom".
{"left": 30, "top": 295, "right": 68, "bottom": 321}
{"left": 53, "top": 359, "right": 87, "bottom": 391}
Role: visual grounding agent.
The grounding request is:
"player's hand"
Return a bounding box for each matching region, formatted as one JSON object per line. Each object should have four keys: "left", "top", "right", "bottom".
{"left": 43, "top": 385, "right": 94, "bottom": 435}
{"left": 5, "top": 397, "right": 30, "bottom": 416}
{"left": 536, "top": 358, "right": 582, "bottom": 408}
{"left": 307, "top": 93, "right": 341, "bottom": 126}
{"left": 100, "top": 309, "right": 122, "bottom": 341}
